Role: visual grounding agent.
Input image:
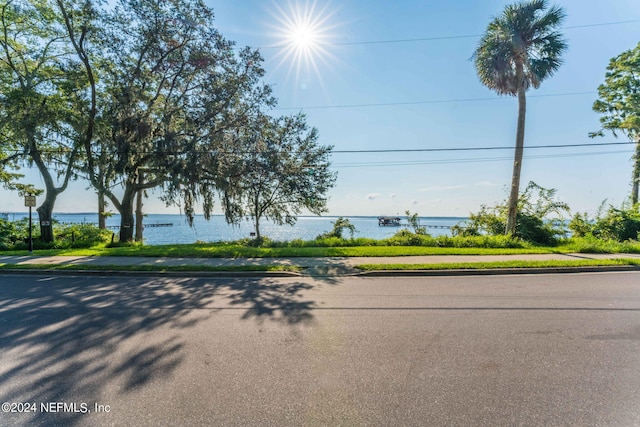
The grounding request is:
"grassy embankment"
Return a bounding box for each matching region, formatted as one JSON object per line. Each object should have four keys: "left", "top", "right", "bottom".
{"left": 1, "top": 235, "right": 639, "bottom": 272}
{"left": 2, "top": 235, "right": 640, "bottom": 258}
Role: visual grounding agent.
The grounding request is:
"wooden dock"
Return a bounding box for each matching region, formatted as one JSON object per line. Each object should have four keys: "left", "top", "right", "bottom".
{"left": 378, "top": 216, "right": 401, "bottom": 226}
{"left": 378, "top": 216, "right": 451, "bottom": 229}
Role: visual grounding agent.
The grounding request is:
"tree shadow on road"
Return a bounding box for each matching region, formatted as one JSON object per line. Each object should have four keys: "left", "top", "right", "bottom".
{"left": 0, "top": 273, "right": 337, "bottom": 426}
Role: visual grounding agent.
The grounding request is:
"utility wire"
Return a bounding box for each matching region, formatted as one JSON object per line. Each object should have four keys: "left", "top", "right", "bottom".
{"left": 326, "top": 19, "right": 640, "bottom": 47}
{"left": 255, "top": 19, "right": 640, "bottom": 50}
{"left": 333, "top": 149, "right": 634, "bottom": 168}
{"left": 276, "top": 91, "right": 596, "bottom": 111}
{"left": 331, "top": 141, "right": 635, "bottom": 154}
{"left": 6, "top": 141, "right": 634, "bottom": 155}
{"left": 254, "top": 18, "right": 635, "bottom": 110}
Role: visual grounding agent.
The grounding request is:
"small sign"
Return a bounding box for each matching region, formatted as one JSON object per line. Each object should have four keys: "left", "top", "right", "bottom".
{"left": 40, "top": 221, "right": 51, "bottom": 226}
{"left": 24, "top": 195, "right": 36, "bottom": 207}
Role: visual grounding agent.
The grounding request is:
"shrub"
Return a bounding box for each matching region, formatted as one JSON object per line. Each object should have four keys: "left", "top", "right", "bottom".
{"left": 569, "top": 204, "right": 640, "bottom": 242}
{"left": 316, "top": 217, "right": 357, "bottom": 239}
{"left": 0, "top": 218, "right": 113, "bottom": 250}
{"left": 386, "top": 229, "right": 435, "bottom": 246}
{"left": 405, "top": 211, "right": 428, "bottom": 235}
{"left": 0, "top": 219, "right": 18, "bottom": 250}
{"left": 56, "top": 223, "right": 113, "bottom": 247}
{"left": 452, "top": 181, "right": 569, "bottom": 245}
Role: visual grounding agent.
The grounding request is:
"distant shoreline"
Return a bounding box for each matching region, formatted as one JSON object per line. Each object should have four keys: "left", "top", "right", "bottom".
{"left": 1, "top": 212, "right": 465, "bottom": 244}
{"left": 2, "top": 212, "right": 469, "bottom": 220}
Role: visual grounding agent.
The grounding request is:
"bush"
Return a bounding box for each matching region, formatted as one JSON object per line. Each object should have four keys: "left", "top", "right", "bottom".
{"left": 405, "top": 211, "right": 428, "bottom": 235}
{"left": 385, "top": 229, "right": 435, "bottom": 246}
{"left": 452, "top": 181, "right": 569, "bottom": 245}
{"left": 55, "top": 223, "right": 113, "bottom": 248}
{"left": 0, "top": 218, "right": 112, "bottom": 250}
{"left": 316, "top": 217, "right": 357, "bottom": 239}
{"left": 0, "top": 219, "right": 18, "bottom": 250}
{"left": 569, "top": 204, "right": 640, "bottom": 242}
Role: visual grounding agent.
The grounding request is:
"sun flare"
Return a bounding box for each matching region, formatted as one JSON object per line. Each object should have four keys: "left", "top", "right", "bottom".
{"left": 290, "top": 24, "right": 316, "bottom": 50}
{"left": 267, "top": 1, "right": 341, "bottom": 91}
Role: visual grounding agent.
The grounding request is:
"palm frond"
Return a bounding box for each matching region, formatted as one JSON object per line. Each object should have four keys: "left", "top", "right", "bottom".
{"left": 473, "top": 0, "right": 566, "bottom": 95}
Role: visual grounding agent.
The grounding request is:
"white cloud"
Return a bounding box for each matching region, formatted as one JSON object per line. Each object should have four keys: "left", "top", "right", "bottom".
{"left": 418, "top": 185, "right": 466, "bottom": 192}
{"left": 474, "top": 181, "right": 500, "bottom": 187}
{"left": 367, "top": 193, "right": 381, "bottom": 200}
{"left": 424, "top": 198, "right": 442, "bottom": 205}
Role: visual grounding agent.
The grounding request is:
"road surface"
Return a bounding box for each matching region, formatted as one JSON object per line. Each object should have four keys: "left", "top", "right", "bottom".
{"left": 1, "top": 271, "right": 639, "bottom": 426}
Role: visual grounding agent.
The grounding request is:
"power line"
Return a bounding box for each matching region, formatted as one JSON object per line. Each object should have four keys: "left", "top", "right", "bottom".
{"left": 6, "top": 141, "right": 634, "bottom": 155}
{"left": 276, "top": 91, "right": 596, "bottom": 111}
{"left": 327, "top": 19, "right": 640, "bottom": 47}
{"left": 255, "top": 19, "right": 640, "bottom": 50}
{"left": 333, "top": 149, "right": 633, "bottom": 168}
{"left": 332, "top": 141, "right": 635, "bottom": 154}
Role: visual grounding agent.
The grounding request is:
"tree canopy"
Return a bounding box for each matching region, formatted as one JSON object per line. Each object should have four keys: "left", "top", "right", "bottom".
{"left": 591, "top": 42, "right": 640, "bottom": 205}
{"left": 0, "top": 0, "right": 89, "bottom": 241}
{"left": 173, "top": 112, "right": 336, "bottom": 241}
{"left": 0, "top": 0, "right": 335, "bottom": 243}
{"left": 234, "top": 113, "right": 335, "bottom": 241}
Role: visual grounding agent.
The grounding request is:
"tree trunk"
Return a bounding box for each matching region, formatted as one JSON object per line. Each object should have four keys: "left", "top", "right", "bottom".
{"left": 36, "top": 197, "right": 55, "bottom": 244}
{"left": 27, "top": 125, "right": 79, "bottom": 243}
{"left": 119, "top": 185, "right": 136, "bottom": 243}
{"left": 98, "top": 190, "right": 106, "bottom": 229}
{"left": 506, "top": 67, "right": 527, "bottom": 236}
{"left": 135, "top": 172, "right": 144, "bottom": 242}
{"left": 631, "top": 137, "right": 640, "bottom": 206}
{"left": 29, "top": 132, "right": 58, "bottom": 244}
{"left": 254, "top": 194, "right": 261, "bottom": 241}
{"left": 135, "top": 190, "right": 144, "bottom": 242}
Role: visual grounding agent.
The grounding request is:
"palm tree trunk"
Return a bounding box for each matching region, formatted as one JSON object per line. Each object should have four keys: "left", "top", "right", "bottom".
{"left": 506, "top": 71, "right": 527, "bottom": 236}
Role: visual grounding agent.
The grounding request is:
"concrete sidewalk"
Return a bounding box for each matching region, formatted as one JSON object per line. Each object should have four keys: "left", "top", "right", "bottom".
{"left": 1, "top": 253, "right": 639, "bottom": 276}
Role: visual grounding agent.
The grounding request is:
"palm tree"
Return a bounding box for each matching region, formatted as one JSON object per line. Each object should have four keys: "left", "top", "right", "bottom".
{"left": 474, "top": 0, "right": 566, "bottom": 235}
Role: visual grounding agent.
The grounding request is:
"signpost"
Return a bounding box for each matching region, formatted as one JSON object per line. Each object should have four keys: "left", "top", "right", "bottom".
{"left": 24, "top": 195, "right": 36, "bottom": 253}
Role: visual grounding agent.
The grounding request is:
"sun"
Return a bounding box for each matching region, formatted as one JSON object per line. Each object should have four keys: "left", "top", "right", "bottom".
{"left": 289, "top": 24, "right": 317, "bottom": 50}
{"left": 267, "top": 1, "right": 340, "bottom": 91}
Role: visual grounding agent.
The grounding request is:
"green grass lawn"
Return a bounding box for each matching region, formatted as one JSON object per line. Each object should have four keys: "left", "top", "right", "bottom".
{"left": 1, "top": 236, "right": 639, "bottom": 258}
{"left": 1, "top": 244, "right": 560, "bottom": 258}
{"left": 356, "top": 258, "right": 640, "bottom": 271}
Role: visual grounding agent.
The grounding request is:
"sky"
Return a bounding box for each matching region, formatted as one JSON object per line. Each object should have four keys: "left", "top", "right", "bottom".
{"left": 1, "top": 0, "right": 639, "bottom": 217}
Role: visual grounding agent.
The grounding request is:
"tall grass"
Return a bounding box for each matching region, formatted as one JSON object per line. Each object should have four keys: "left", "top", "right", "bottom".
{"left": 238, "top": 233, "right": 532, "bottom": 249}
{"left": 557, "top": 236, "right": 640, "bottom": 254}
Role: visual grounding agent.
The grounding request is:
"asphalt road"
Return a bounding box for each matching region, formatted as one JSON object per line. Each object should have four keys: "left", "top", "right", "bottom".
{"left": 1, "top": 271, "right": 639, "bottom": 426}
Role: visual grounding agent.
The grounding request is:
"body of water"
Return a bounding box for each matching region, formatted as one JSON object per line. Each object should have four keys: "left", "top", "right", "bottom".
{"left": 4, "top": 213, "right": 467, "bottom": 245}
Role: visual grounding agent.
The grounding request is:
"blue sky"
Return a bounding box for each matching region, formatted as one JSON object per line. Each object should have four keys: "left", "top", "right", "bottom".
{"left": 2, "top": 0, "right": 639, "bottom": 217}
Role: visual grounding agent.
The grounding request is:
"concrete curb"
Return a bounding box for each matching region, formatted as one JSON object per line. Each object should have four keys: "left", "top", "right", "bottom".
{"left": 2, "top": 264, "right": 639, "bottom": 278}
